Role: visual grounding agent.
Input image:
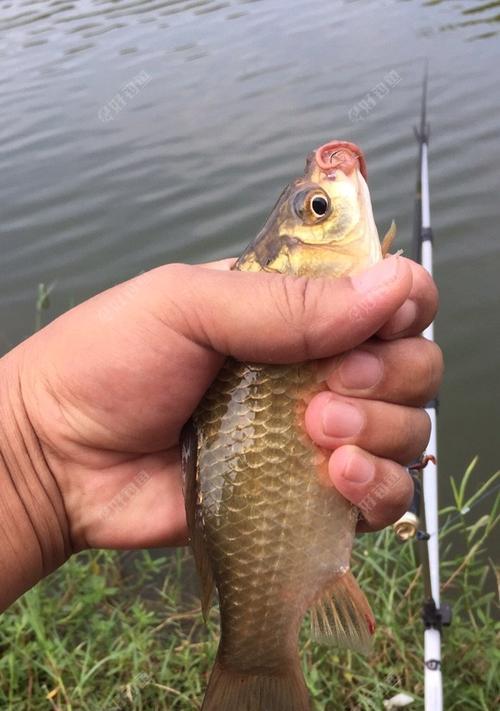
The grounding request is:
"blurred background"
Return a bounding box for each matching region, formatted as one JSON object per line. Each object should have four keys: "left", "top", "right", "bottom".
{"left": 1, "top": 0, "right": 499, "bottom": 510}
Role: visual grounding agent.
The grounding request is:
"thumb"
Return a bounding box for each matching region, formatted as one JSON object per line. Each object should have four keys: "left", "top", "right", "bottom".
{"left": 150, "top": 255, "right": 413, "bottom": 362}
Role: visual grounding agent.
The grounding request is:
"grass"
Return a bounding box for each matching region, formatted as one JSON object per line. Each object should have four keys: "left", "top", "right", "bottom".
{"left": 0, "top": 462, "right": 498, "bottom": 710}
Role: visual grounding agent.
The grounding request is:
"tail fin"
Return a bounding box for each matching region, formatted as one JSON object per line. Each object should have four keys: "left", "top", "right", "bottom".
{"left": 201, "top": 655, "right": 311, "bottom": 711}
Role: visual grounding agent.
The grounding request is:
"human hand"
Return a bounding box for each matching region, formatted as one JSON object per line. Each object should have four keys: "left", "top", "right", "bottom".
{"left": 305, "top": 336, "right": 442, "bottom": 533}
{"left": 0, "top": 254, "right": 440, "bottom": 608}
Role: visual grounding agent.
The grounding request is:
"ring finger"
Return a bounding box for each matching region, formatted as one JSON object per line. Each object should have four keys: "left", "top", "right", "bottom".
{"left": 305, "top": 391, "right": 431, "bottom": 465}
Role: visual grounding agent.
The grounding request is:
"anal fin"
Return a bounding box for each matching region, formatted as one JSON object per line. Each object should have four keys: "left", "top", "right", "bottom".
{"left": 310, "top": 571, "right": 375, "bottom": 655}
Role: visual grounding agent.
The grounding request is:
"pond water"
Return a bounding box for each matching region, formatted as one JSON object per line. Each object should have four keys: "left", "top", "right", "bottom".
{"left": 1, "top": 0, "right": 499, "bottom": 517}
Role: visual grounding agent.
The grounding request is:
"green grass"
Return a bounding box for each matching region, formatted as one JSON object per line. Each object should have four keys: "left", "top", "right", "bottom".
{"left": 0, "top": 462, "right": 498, "bottom": 710}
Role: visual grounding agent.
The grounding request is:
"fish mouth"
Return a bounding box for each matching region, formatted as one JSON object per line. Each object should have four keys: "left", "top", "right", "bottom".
{"left": 315, "top": 140, "right": 367, "bottom": 180}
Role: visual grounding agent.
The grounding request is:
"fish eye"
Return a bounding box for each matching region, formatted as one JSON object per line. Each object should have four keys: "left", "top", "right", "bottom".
{"left": 310, "top": 194, "right": 329, "bottom": 217}
{"left": 292, "top": 187, "right": 331, "bottom": 224}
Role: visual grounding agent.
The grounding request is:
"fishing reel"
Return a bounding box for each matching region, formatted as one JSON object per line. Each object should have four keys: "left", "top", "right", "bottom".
{"left": 393, "top": 455, "right": 435, "bottom": 541}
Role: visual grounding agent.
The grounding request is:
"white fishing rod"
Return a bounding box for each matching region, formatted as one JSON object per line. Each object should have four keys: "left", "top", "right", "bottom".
{"left": 393, "top": 68, "right": 451, "bottom": 711}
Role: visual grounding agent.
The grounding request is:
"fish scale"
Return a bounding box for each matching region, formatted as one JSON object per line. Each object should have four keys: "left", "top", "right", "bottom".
{"left": 194, "top": 360, "right": 355, "bottom": 669}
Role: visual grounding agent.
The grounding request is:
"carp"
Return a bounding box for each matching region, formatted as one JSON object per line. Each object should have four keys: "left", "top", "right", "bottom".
{"left": 183, "top": 140, "right": 394, "bottom": 710}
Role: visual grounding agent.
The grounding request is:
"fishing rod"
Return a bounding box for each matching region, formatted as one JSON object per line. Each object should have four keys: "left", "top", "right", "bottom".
{"left": 393, "top": 68, "right": 451, "bottom": 711}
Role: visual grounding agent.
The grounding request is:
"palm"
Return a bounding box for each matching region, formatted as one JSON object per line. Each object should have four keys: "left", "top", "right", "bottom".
{"left": 25, "top": 278, "right": 224, "bottom": 551}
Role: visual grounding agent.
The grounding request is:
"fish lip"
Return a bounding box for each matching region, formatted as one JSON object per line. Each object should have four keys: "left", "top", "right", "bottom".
{"left": 315, "top": 140, "right": 368, "bottom": 180}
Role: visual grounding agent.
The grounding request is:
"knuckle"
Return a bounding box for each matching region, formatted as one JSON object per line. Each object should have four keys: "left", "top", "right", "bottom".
{"left": 270, "top": 276, "right": 295, "bottom": 325}
{"left": 393, "top": 406, "right": 430, "bottom": 464}
{"left": 421, "top": 408, "right": 432, "bottom": 443}
{"left": 361, "top": 461, "right": 412, "bottom": 526}
{"left": 390, "top": 469, "right": 414, "bottom": 514}
{"left": 409, "top": 408, "right": 431, "bottom": 461}
{"left": 273, "top": 276, "right": 322, "bottom": 358}
{"left": 420, "top": 340, "right": 444, "bottom": 393}
{"left": 285, "top": 275, "right": 316, "bottom": 321}
{"left": 430, "top": 342, "right": 445, "bottom": 388}
{"left": 414, "top": 266, "right": 439, "bottom": 320}
{"left": 388, "top": 473, "right": 413, "bottom": 512}
{"left": 413, "top": 259, "right": 436, "bottom": 292}
{"left": 156, "top": 262, "right": 190, "bottom": 281}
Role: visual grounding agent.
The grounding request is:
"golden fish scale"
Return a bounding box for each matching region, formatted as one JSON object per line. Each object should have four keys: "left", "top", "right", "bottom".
{"left": 194, "top": 358, "right": 357, "bottom": 674}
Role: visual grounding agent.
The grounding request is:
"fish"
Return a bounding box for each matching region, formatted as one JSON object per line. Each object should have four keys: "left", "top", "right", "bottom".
{"left": 182, "top": 140, "right": 395, "bottom": 711}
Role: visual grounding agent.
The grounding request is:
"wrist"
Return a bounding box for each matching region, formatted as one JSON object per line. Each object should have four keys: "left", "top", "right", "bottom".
{"left": 0, "top": 349, "right": 71, "bottom": 612}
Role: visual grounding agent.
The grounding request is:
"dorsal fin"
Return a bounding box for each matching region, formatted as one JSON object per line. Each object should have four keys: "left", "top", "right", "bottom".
{"left": 381, "top": 220, "right": 397, "bottom": 256}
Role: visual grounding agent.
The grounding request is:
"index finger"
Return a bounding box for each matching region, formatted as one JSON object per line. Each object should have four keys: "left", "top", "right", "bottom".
{"left": 377, "top": 258, "right": 438, "bottom": 339}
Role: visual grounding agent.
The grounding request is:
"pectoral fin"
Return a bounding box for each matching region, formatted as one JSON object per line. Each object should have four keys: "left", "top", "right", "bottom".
{"left": 309, "top": 571, "right": 375, "bottom": 654}
{"left": 181, "top": 420, "right": 214, "bottom": 620}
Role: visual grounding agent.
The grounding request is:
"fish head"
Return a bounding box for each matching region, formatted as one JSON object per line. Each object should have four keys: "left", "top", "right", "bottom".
{"left": 236, "top": 140, "right": 382, "bottom": 277}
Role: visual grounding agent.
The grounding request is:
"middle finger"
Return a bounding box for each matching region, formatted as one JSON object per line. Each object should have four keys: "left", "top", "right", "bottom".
{"left": 320, "top": 336, "right": 443, "bottom": 407}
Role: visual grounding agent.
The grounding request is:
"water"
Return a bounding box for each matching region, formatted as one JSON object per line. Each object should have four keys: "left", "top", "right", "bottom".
{"left": 1, "top": 0, "right": 499, "bottom": 515}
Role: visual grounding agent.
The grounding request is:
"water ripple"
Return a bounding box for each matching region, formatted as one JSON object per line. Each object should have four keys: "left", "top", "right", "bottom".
{"left": 1, "top": 0, "right": 500, "bottom": 484}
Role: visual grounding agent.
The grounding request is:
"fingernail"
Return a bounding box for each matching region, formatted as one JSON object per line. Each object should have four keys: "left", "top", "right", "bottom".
{"left": 338, "top": 350, "right": 383, "bottom": 390}
{"left": 384, "top": 299, "right": 417, "bottom": 336}
{"left": 351, "top": 255, "right": 399, "bottom": 294}
{"left": 341, "top": 450, "right": 375, "bottom": 484}
{"left": 321, "top": 399, "right": 364, "bottom": 438}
